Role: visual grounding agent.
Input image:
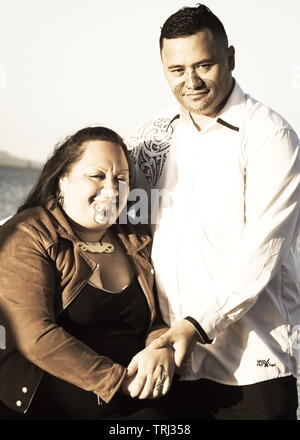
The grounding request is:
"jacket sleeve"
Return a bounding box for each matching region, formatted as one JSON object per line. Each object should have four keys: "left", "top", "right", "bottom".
{"left": 194, "top": 128, "right": 300, "bottom": 340}
{"left": 0, "top": 225, "right": 126, "bottom": 404}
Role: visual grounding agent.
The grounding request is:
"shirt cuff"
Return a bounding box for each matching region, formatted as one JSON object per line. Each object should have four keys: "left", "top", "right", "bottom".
{"left": 184, "top": 316, "right": 213, "bottom": 344}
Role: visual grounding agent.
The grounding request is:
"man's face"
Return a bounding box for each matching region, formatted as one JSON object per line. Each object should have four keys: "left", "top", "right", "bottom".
{"left": 161, "top": 29, "right": 235, "bottom": 117}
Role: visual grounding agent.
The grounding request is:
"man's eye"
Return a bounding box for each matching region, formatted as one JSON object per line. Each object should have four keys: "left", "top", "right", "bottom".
{"left": 170, "top": 69, "right": 184, "bottom": 75}
{"left": 197, "top": 64, "right": 211, "bottom": 70}
{"left": 117, "top": 176, "right": 129, "bottom": 182}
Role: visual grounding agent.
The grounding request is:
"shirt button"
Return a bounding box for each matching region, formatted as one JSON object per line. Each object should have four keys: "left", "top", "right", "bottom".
{"left": 22, "top": 387, "right": 28, "bottom": 393}
{"left": 16, "top": 400, "right": 22, "bottom": 407}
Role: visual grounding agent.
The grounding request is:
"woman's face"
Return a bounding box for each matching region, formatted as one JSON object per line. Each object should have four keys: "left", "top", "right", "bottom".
{"left": 59, "top": 140, "right": 130, "bottom": 233}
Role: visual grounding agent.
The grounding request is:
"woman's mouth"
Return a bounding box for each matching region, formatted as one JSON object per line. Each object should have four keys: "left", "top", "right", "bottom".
{"left": 93, "top": 198, "right": 118, "bottom": 224}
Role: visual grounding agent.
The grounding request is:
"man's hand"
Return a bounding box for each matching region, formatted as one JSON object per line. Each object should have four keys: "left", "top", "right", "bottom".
{"left": 149, "top": 319, "right": 199, "bottom": 367}
{"left": 121, "top": 346, "right": 175, "bottom": 399}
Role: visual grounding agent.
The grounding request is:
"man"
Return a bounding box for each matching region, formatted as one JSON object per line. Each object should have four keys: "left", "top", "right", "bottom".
{"left": 126, "top": 4, "right": 300, "bottom": 419}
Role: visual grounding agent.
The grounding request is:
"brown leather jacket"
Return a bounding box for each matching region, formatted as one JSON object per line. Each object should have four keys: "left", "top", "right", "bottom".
{"left": 0, "top": 201, "right": 167, "bottom": 414}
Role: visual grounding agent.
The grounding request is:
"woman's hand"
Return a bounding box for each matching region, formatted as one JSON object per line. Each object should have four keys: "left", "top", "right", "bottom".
{"left": 121, "top": 346, "right": 175, "bottom": 399}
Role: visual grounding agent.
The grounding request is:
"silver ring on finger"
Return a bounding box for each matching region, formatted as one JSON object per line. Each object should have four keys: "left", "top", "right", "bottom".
{"left": 159, "top": 364, "right": 167, "bottom": 382}
{"left": 154, "top": 380, "right": 164, "bottom": 394}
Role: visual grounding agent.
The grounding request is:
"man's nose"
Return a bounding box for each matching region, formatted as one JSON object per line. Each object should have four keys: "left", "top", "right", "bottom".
{"left": 185, "top": 70, "right": 202, "bottom": 89}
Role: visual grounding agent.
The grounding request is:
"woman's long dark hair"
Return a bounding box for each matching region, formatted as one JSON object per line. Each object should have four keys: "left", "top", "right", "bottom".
{"left": 17, "top": 126, "right": 132, "bottom": 213}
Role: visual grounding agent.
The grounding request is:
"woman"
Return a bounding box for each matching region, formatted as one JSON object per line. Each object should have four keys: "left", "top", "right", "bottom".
{"left": 0, "top": 126, "right": 175, "bottom": 419}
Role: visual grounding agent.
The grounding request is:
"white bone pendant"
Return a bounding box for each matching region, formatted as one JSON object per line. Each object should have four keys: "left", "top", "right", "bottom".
{"left": 76, "top": 241, "right": 115, "bottom": 253}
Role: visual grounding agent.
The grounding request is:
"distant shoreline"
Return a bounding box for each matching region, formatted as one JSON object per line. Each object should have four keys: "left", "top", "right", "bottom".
{"left": 0, "top": 150, "right": 43, "bottom": 170}
{"left": 0, "top": 164, "right": 42, "bottom": 171}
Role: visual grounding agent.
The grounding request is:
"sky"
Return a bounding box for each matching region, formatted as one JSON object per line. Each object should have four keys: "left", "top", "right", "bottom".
{"left": 0, "top": 0, "right": 299, "bottom": 163}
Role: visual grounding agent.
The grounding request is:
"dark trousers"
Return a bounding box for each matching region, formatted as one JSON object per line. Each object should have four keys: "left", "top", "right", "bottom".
{"left": 0, "top": 375, "right": 298, "bottom": 420}
{"left": 0, "top": 371, "right": 172, "bottom": 420}
{"left": 161, "top": 375, "right": 298, "bottom": 420}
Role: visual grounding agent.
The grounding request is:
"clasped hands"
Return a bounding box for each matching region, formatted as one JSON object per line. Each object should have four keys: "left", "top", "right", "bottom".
{"left": 121, "top": 319, "right": 199, "bottom": 399}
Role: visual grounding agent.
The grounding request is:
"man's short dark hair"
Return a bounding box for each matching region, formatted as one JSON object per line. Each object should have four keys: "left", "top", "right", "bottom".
{"left": 159, "top": 4, "right": 228, "bottom": 51}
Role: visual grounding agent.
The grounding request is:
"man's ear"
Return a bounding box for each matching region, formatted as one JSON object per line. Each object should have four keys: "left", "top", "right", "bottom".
{"left": 228, "top": 45, "right": 235, "bottom": 72}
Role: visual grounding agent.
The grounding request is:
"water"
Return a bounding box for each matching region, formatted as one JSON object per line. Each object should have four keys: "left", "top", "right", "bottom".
{"left": 0, "top": 165, "right": 299, "bottom": 418}
{"left": 0, "top": 166, "right": 41, "bottom": 219}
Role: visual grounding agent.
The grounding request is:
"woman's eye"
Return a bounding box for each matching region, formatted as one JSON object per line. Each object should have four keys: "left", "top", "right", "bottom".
{"left": 89, "top": 175, "right": 104, "bottom": 180}
{"left": 117, "top": 176, "right": 128, "bottom": 182}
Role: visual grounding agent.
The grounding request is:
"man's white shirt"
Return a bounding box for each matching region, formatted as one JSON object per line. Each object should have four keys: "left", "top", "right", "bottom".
{"left": 126, "top": 81, "right": 300, "bottom": 385}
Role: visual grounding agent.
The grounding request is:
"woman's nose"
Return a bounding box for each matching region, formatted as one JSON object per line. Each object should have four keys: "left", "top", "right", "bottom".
{"left": 98, "top": 179, "right": 119, "bottom": 197}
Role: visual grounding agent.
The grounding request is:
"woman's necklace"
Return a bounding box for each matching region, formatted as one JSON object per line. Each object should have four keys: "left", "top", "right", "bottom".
{"left": 75, "top": 233, "right": 115, "bottom": 254}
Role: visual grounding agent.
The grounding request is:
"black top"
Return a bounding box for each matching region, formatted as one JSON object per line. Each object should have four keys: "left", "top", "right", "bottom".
{"left": 57, "top": 276, "right": 150, "bottom": 367}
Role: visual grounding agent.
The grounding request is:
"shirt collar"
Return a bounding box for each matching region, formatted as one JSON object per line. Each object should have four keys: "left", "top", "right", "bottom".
{"left": 216, "top": 80, "right": 246, "bottom": 130}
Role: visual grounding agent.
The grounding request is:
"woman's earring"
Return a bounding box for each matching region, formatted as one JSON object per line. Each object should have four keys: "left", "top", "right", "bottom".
{"left": 57, "top": 191, "right": 64, "bottom": 208}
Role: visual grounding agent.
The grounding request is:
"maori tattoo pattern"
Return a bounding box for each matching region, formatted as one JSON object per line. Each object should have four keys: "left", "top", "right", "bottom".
{"left": 127, "top": 117, "right": 177, "bottom": 188}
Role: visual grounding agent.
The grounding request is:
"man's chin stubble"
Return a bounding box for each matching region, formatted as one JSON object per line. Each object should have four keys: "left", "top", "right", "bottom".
{"left": 182, "top": 99, "right": 212, "bottom": 115}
